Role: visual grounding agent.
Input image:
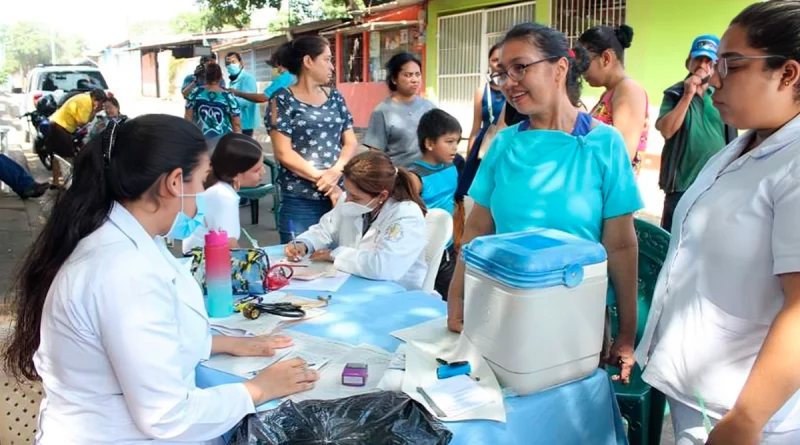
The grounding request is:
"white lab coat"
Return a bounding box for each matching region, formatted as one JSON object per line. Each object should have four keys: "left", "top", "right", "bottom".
{"left": 297, "top": 197, "right": 428, "bottom": 290}
{"left": 33, "top": 204, "right": 254, "bottom": 444}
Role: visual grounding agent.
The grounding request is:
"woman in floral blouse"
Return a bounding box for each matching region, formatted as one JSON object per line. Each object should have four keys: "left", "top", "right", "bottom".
{"left": 266, "top": 36, "right": 358, "bottom": 243}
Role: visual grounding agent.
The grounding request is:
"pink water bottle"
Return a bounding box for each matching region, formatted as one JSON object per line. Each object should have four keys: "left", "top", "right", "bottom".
{"left": 205, "top": 230, "right": 233, "bottom": 318}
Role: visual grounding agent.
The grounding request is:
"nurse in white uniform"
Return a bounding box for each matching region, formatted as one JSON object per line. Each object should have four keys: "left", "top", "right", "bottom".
{"left": 1, "top": 115, "right": 318, "bottom": 444}
{"left": 634, "top": 3, "right": 800, "bottom": 444}
{"left": 285, "top": 151, "right": 428, "bottom": 290}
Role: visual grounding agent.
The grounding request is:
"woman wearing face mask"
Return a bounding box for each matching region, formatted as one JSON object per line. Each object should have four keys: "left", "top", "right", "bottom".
{"left": 362, "top": 52, "right": 435, "bottom": 168}
{"left": 284, "top": 151, "right": 428, "bottom": 290}
{"left": 229, "top": 47, "right": 298, "bottom": 105}
{"left": 266, "top": 36, "right": 358, "bottom": 244}
{"left": 635, "top": 3, "right": 800, "bottom": 444}
{"left": 447, "top": 23, "right": 643, "bottom": 385}
{"left": 578, "top": 25, "right": 649, "bottom": 175}
{"left": 183, "top": 133, "right": 265, "bottom": 254}
{"left": 1, "top": 115, "right": 318, "bottom": 444}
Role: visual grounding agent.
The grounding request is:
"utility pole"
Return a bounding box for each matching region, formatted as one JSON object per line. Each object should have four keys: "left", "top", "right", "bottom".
{"left": 50, "top": 28, "right": 56, "bottom": 64}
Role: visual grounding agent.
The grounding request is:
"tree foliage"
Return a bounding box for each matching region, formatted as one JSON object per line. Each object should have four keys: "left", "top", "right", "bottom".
{"left": 0, "top": 22, "right": 87, "bottom": 75}
{"left": 199, "top": 0, "right": 363, "bottom": 29}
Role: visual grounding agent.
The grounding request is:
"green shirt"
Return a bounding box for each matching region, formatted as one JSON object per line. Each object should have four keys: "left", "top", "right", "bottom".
{"left": 658, "top": 88, "right": 727, "bottom": 192}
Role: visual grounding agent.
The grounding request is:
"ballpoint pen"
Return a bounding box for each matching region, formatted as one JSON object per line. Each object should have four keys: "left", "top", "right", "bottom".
{"left": 288, "top": 220, "right": 300, "bottom": 260}
{"left": 416, "top": 387, "right": 447, "bottom": 417}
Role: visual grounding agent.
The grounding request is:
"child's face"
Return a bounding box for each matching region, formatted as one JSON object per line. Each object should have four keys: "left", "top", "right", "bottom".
{"left": 426, "top": 132, "right": 460, "bottom": 164}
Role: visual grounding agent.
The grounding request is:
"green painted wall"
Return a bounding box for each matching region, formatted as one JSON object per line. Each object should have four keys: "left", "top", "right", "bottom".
{"left": 425, "top": 0, "right": 549, "bottom": 96}
{"left": 625, "top": 0, "right": 755, "bottom": 105}
{"left": 426, "top": 0, "right": 754, "bottom": 105}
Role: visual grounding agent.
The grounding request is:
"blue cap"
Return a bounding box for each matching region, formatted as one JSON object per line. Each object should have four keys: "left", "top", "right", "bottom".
{"left": 690, "top": 35, "right": 720, "bottom": 62}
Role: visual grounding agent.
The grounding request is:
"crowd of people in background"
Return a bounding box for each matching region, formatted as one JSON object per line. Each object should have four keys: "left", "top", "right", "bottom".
{"left": 2, "top": 1, "right": 800, "bottom": 444}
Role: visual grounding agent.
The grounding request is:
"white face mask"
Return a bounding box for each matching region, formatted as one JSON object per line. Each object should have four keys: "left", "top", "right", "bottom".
{"left": 339, "top": 197, "right": 377, "bottom": 217}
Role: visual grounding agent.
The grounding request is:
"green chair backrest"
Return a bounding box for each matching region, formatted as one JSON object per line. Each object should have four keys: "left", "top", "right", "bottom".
{"left": 609, "top": 217, "right": 671, "bottom": 345}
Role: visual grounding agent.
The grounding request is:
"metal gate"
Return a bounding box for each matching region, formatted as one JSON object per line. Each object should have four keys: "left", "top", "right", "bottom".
{"left": 551, "top": 0, "right": 627, "bottom": 47}
{"left": 437, "top": 2, "right": 536, "bottom": 136}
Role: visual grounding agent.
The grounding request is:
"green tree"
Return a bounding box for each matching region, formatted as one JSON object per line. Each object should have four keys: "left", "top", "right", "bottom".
{"left": 0, "top": 23, "right": 89, "bottom": 74}
{"left": 199, "top": 0, "right": 363, "bottom": 29}
{"left": 0, "top": 23, "right": 51, "bottom": 74}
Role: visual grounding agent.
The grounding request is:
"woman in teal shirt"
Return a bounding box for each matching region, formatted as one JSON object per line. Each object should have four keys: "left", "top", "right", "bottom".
{"left": 447, "top": 23, "right": 643, "bottom": 384}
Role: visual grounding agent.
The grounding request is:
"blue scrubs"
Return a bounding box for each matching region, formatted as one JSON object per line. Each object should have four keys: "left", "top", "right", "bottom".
{"left": 468, "top": 114, "right": 643, "bottom": 303}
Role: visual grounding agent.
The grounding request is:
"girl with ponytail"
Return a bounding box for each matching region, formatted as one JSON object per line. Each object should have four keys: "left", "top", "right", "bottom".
{"left": 578, "top": 24, "right": 650, "bottom": 174}
{"left": 284, "top": 151, "right": 429, "bottom": 290}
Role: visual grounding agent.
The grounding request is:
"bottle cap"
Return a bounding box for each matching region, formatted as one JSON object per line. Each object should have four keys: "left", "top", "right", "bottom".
{"left": 205, "top": 230, "right": 228, "bottom": 247}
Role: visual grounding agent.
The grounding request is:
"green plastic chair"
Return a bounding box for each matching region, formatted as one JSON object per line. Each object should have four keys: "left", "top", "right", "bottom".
{"left": 238, "top": 156, "right": 280, "bottom": 227}
{"left": 608, "top": 217, "right": 671, "bottom": 445}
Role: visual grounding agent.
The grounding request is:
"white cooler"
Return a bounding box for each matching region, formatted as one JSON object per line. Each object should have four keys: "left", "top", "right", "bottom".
{"left": 462, "top": 228, "right": 608, "bottom": 396}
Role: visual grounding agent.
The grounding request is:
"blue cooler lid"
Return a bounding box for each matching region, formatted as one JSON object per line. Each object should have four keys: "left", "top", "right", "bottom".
{"left": 462, "top": 228, "right": 607, "bottom": 290}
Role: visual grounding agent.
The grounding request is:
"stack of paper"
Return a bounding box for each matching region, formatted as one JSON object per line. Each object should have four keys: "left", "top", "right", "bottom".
{"left": 393, "top": 317, "right": 508, "bottom": 422}
{"left": 202, "top": 331, "right": 392, "bottom": 403}
{"left": 418, "top": 375, "right": 493, "bottom": 418}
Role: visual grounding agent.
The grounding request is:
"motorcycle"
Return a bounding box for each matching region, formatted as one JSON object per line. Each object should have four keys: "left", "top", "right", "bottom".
{"left": 19, "top": 94, "right": 88, "bottom": 171}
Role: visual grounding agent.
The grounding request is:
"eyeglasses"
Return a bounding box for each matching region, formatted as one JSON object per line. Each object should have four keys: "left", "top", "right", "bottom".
{"left": 489, "top": 56, "right": 558, "bottom": 86}
{"left": 715, "top": 55, "right": 788, "bottom": 79}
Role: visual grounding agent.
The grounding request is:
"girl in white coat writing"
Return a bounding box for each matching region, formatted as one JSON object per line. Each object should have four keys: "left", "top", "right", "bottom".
{"left": 285, "top": 151, "right": 428, "bottom": 290}
{"left": 1, "top": 115, "right": 318, "bottom": 444}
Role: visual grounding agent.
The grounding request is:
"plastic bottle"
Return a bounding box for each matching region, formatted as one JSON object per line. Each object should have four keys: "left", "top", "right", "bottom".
{"left": 205, "top": 230, "right": 233, "bottom": 318}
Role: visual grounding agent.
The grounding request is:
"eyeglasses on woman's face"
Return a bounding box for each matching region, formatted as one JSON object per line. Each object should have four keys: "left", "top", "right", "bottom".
{"left": 489, "top": 56, "right": 558, "bottom": 86}
{"left": 714, "top": 55, "right": 788, "bottom": 79}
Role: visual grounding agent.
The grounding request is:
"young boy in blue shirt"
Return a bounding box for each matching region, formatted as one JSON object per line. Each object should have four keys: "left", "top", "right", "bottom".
{"left": 408, "top": 109, "right": 463, "bottom": 300}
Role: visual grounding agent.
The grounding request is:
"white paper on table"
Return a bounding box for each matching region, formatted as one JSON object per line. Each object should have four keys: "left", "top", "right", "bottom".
{"left": 210, "top": 293, "right": 330, "bottom": 337}
{"left": 209, "top": 314, "right": 285, "bottom": 337}
{"left": 401, "top": 334, "right": 506, "bottom": 422}
{"left": 286, "top": 344, "right": 391, "bottom": 403}
{"left": 283, "top": 271, "right": 350, "bottom": 292}
{"left": 419, "top": 375, "right": 493, "bottom": 418}
{"left": 390, "top": 317, "right": 459, "bottom": 356}
{"left": 202, "top": 349, "right": 293, "bottom": 379}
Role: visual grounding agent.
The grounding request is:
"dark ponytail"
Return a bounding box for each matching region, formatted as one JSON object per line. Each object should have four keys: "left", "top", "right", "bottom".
{"left": 393, "top": 169, "right": 428, "bottom": 216}
{"left": 342, "top": 151, "right": 427, "bottom": 215}
{"left": 206, "top": 132, "right": 263, "bottom": 188}
{"left": 503, "top": 23, "right": 587, "bottom": 109}
{"left": 578, "top": 24, "right": 634, "bottom": 62}
{"left": 2, "top": 114, "right": 207, "bottom": 382}
{"left": 276, "top": 36, "right": 330, "bottom": 76}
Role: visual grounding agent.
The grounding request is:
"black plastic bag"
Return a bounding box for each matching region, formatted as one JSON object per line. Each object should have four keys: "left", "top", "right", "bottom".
{"left": 229, "top": 391, "right": 453, "bottom": 445}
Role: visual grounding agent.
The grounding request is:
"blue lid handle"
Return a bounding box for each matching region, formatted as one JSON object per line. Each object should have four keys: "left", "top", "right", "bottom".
{"left": 563, "top": 264, "right": 584, "bottom": 288}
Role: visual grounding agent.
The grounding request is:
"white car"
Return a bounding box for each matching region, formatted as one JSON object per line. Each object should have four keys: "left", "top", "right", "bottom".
{"left": 14, "top": 64, "right": 110, "bottom": 141}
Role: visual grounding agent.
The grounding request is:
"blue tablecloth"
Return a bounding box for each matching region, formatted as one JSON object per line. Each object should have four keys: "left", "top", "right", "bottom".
{"left": 196, "top": 284, "right": 628, "bottom": 445}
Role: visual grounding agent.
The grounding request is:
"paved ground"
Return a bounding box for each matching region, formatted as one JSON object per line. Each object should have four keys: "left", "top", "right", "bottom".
{"left": 0, "top": 91, "right": 674, "bottom": 443}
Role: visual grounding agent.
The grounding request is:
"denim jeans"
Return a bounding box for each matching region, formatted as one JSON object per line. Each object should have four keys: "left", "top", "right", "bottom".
{"left": 0, "top": 154, "right": 34, "bottom": 196}
{"left": 278, "top": 195, "right": 333, "bottom": 244}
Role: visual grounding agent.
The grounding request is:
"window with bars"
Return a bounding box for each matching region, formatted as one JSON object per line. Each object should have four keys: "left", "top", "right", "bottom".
{"left": 368, "top": 27, "right": 423, "bottom": 82}
{"left": 551, "top": 0, "right": 627, "bottom": 47}
{"left": 343, "top": 34, "right": 364, "bottom": 83}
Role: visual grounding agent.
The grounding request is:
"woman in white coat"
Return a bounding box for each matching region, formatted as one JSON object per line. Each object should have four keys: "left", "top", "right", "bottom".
{"left": 285, "top": 151, "right": 428, "bottom": 290}
{"left": 1, "top": 115, "right": 318, "bottom": 444}
{"left": 635, "top": 3, "right": 800, "bottom": 444}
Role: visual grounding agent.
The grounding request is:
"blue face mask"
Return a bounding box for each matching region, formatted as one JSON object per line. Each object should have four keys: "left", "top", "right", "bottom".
{"left": 264, "top": 71, "right": 298, "bottom": 98}
{"left": 165, "top": 181, "right": 206, "bottom": 240}
{"left": 226, "top": 63, "right": 242, "bottom": 77}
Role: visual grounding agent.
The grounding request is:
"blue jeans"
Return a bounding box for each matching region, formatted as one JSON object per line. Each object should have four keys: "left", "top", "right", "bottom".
{"left": 0, "top": 154, "right": 34, "bottom": 196}
{"left": 278, "top": 195, "right": 332, "bottom": 244}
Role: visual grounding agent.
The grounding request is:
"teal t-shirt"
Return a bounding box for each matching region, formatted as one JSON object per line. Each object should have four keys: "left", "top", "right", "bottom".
{"left": 229, "top": 70, "right": 259, "bottom": 131}
{"left": 468, "top": 122, "right": 643, "bottom": 304}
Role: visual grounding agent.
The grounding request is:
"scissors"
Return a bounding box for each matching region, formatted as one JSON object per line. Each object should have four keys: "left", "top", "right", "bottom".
{"left": 241, "top": 301, "right": 306, "bottom": 320}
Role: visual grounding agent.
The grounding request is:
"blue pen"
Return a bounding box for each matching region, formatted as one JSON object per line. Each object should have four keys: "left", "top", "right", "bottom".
{"left": 288, "top": 220, "right": 300, "bottom": 259}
